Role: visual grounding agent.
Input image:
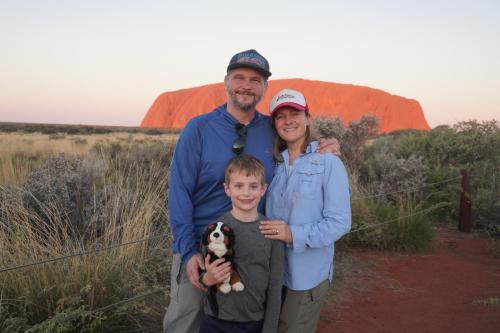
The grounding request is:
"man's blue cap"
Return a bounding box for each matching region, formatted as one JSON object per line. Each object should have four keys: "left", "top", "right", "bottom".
{"left": 227, "top": 49, "right": 271, "bottom": 79}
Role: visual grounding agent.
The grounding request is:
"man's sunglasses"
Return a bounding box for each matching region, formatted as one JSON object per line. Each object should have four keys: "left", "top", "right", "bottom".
{"left": 232, "top": 123, "right": 247, "bottom": 155}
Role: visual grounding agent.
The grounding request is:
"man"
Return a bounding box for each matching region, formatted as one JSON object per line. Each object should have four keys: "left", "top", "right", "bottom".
{"left": 164, "top": 49, "right": 337, "bottom": 333}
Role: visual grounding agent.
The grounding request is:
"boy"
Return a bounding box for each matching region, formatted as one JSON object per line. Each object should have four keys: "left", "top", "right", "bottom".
{"left": 198, "top": 155, "right": 284, "bottom": 333}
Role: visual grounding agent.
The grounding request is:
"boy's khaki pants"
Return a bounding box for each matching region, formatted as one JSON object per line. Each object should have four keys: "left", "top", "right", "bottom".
{"left": 279, "top": 279, "right": 330, "bottom": 333}
{"left": 163, "top": 253, "right": 204, "bottom": 333}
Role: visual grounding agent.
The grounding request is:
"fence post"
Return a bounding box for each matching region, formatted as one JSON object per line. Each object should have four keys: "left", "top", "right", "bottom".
{"left": 458, "top": 170, "right": 472, "bottom": 233}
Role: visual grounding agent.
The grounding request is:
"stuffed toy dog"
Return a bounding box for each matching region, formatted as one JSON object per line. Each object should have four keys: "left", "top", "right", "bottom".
{"left": 201, "top": 221, "right": 244, "bottom": 294}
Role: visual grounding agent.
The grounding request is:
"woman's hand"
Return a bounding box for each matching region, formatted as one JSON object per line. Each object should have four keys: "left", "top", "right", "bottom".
{"left": 260, "top": 220, "right": 293, "bottom": 244}
{"left": 202, "top": 254, "right": 232, "bottom": 287}
{"left": 317, "top": 137, "right": 341, "bottom": 156}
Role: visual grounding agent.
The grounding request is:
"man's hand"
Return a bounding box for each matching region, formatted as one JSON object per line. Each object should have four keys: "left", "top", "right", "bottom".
{"left": 186, "top": 253, "right": 207, "bottom": 291}
{"left": 317, "top": 137, "right": 341, "bottom": 156}
{"left": 202, "top": 254, "right": 232, "bottom": 287}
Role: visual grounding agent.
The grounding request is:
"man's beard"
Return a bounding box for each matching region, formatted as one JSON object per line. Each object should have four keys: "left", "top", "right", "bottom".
{"left": 228, "top": 89, "right": 263, "bottom": 112}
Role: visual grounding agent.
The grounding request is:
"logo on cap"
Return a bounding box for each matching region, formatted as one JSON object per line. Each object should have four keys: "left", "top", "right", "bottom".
{"left": 276, "top": 93, "right": 295, "bottom": 102}
{"left": 227, "top": 49, "right": 271, "bottom": 78}
{"left": 269, "top": 89, "right": 308, "bottom": 115}
{"left": 236, "top": 56, "right": 266, "bottom": 67}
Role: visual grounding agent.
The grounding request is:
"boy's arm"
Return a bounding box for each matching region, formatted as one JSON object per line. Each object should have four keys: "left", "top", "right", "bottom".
{"left": 262, "top": 240, "right": 284, "bottom": 333}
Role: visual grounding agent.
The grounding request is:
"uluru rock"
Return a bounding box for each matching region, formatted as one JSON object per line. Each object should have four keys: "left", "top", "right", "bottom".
{"left": 141, "top": 79, "right": 430, "bottom": 132}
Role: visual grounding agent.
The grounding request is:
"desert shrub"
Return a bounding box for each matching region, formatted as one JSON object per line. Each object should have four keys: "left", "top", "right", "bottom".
{"left": 313, "top": 115, "right": 437, "bottom": 250}
{"left": 361, "top": 137, "right": 427, "bottom": 203}
{"left": 24, "top": 154, "right": 105, "bottom": 236}
{"left": 39, "top": 125, "right": 60, "bottom": 134}
{"left": 0, "top": 123, "right": 18, "bottom": 132}
{"left": 352, "top": 119, "right": 499, "bottom": 229}
{"left": 313, "top": 114, "right": 379, "bottom": 172}
{"left": 144, "top": 128, "right": 167, "bottom": 135}
{"left": 48, "top": 133, "right": 66, "bottom": 140}
{"left": 313, "top": 116, "right": 346, "bottom": 141}
{"left": 18, "top": 138, "right": 177, "bottom": 238}
{"left": 71, "top": 137, "right": 88, "bottom": 145}
{"left": 390, "top": 120, "right": 500, "bottom": 227}
{"left": 0, "top": 121, "right": 182, "bottom": 135}
{"left": 0, "top": 139, "right": 174, "bottom": 332}
{"left": 0, "top": 185, "right": 25, "bottom": 226}
{"left": 342, "top": 114, "right": 379, "bottom": 171}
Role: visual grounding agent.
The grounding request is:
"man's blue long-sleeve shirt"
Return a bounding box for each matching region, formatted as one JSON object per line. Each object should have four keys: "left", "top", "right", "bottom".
{"left": 168, "top": 104, "right": 275, "bottom": 263}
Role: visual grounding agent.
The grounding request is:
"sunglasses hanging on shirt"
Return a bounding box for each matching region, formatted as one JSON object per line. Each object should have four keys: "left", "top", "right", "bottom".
{"left": 232, "top": 123, "right": 247, "bottom": 155}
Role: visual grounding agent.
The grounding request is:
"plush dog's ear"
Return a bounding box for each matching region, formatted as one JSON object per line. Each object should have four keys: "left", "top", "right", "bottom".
{"left": 222, "top": 224, "right": 235, "bottom": 248}
{"left": 202, "top": 223, "right": 216, "bottom": 246}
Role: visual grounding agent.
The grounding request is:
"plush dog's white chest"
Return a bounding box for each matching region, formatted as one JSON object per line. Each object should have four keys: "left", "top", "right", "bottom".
{"left": 208, "top": 242, "right": 228, "bottom": 258}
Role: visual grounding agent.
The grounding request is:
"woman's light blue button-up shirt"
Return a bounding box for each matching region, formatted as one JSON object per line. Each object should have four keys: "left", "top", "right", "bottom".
{"left": 265, "top": 141, "right": 351, "bottom": 291}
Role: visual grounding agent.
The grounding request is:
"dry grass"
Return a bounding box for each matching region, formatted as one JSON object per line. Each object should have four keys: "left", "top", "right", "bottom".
{"left": 0, "top": 132, "right": 178, "bottom": 185}
{"left": 0, "top": 132, "right": 178, "bottom": 156}
{"left": 0, "top": 165, "right": 170, "bottom": 329}
{"left": 0, "top": 131, "right": 176, "bottom": 331}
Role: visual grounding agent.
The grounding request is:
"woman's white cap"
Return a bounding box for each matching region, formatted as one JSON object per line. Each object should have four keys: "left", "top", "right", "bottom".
{"left": 269, "top": 89, "right": 308, "bottom": 115}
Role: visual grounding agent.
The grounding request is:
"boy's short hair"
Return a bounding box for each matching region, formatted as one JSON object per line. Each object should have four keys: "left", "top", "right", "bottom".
{"left": 225, "top": 155, "right": 266, "bottom": 185}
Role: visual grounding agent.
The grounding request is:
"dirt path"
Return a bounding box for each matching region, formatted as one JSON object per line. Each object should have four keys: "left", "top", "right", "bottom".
{"left": 317, "top": 227, "right": 500, "bottom": 333}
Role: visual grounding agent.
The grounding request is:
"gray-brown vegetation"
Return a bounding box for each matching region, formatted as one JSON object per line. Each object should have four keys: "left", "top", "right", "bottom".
{"left": 0, "top": 119, "right": 498, "bottom": 332}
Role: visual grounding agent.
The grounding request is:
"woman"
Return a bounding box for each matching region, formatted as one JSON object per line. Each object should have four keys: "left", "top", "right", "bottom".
{"left": 259, "top": 89, "right": 351, "bottom": 333}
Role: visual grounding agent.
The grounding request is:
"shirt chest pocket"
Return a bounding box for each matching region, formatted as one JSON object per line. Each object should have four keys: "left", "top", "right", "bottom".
{"left": 294, "top": 163, "right": 324, "bottom": 200}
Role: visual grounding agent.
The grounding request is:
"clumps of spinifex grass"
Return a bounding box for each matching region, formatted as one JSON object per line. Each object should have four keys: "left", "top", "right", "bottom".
{"left": 0, "top": 138, "right": 176, "bottom": 332}
{"left": 344, "top": 180, "right": 439, "bottom": 253}
{"left": 0, "top": 151, "right": 44, "bottom": 185}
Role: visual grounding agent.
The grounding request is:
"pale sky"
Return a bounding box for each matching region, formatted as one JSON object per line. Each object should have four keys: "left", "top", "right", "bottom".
{"left": 1, "top": 0, "right": 499, "bottom": 127}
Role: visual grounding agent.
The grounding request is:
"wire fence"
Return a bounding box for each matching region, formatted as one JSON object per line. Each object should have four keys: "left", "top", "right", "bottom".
{"left": 348, "top": 205, "right": 442, "bottom": 234}
{"left": 75, "top": 203, "right": 446, "bottom": 315}
{"left": 0, "top": 175, "right": 464, "bottom": 319}
{"left": 0, "top": 175, "right": 463, "bottom": 275}
{"left": 360, "top": 175, "right": 463, "bottom": 199}
{"left": 0, "top": 234, "right": 167, "bottom": 274}
{"left": 93, "top": 287, "right": 168, "bottom": 313}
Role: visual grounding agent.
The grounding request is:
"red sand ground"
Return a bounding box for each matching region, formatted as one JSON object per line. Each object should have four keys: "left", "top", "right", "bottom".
{"left": 318, "top": 227, "right": 500, "bottom": 333}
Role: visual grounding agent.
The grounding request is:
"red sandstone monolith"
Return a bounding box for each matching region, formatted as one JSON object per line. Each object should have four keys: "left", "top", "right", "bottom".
{"left": 141, "top": 78, "right": 430, "bottom": 132}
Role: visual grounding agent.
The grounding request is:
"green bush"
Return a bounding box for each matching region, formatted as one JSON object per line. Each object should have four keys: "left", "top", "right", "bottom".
{"left": 346, "top": 194, "right": 438, "bottom": 252}
{"left": 389, "top": 120, "right": 500, "bottom": 227}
